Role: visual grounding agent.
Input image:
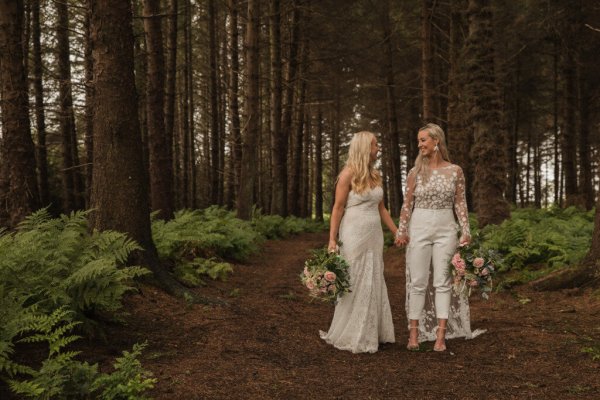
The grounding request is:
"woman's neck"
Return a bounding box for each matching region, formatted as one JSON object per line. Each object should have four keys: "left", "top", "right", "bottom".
{"left": 427, "top": 153, "right": 444, "bottom": 169}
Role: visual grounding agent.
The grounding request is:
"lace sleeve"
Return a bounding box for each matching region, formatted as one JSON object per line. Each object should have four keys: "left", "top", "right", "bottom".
{"left": 397, "top": 169, "right": 416, "bottom": 237}
{"left": 454, "top": 166, "right": 471, "bottom": 238}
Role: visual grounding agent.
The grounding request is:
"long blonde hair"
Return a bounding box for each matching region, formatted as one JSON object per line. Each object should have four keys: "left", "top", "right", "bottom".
{"left": 345, "top": 131, "right": 381, "bottom": 194}
{"left": 413, "top": 123, "right": 451, "bottom": 182}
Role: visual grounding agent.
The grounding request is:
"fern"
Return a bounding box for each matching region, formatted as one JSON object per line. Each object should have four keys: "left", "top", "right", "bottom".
{"left": 480, "top": 206, "right": 593, "bottom": 272}
{"left": 174, "top": 258, "right": 233, "bottom": 287}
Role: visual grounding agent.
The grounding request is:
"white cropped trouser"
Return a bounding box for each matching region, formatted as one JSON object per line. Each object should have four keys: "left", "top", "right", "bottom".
{"left": 406, "top": 208, "right": 458, "bottom": 320}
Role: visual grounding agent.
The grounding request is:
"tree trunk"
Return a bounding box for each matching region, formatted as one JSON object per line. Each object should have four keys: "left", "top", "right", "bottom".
{"left": 164, "top": 0, "right": 178, "bottom": 207}
{"left": 236, "top": 0, "right": 259, "bottom": 220}
{"left": 301, "top": 110, "right": 311, "bottom": 218}
{"left": 0, "top": 0, "right": 39, "bottom": 227}
{"left": 421, "top": 0, "right": 435, "bottom": 122}
{"left": 56, "top": 0, "right": 84, "bottom": 212}
{"left": 227, "top": 0, "right": 241, "bottom": 209}
{"left": 89, "top": 0, "right": 210, "bottom": 301}
{"left": 447, "top": 0, "right": 471, "bottom": 205}
{"left": 289, "top": 40, "right": 308, "bottom": 217}
{"left": 578, "top": 78, "right": 594, "bottom": 210}
{"left": 465, "top": 0, "right": 509, "bottom": 227}
{"left": 143, "top": 0, "right": 174, "bottom": 219}
{"left": 269, "top": 0, "right": 286, "bottom": 216}
{"left": 31, "top": 0, "right": 49, "bottom": 207}
{"left": 186, "top": 0, "right": 196, "bottom": 209}
{"left": 382, "top": 0, "right": 403, "bottom": 216}
{"left": 314, "top": 101, "right": 323, "bottom": 222}
{"left": 208, "top": 0, "right": 220, "bottom": 205}
{"left": 84, "top": 0, "right": 95, "bottom": 209}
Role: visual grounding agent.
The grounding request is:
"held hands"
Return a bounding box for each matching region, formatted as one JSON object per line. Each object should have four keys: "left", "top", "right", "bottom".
{"left": 459, "top": 234, "right": 471, "bottom": 247}
{"left": 395, "top": 233, "right": 409, "bottom": 248}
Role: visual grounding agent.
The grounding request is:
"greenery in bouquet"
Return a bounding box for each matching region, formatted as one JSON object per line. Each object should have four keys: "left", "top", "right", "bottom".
{"left": 449, "top": 237, "right": 501, "bottom": 299}
{"left": 300, "top": 246, "right": 351, "bottom": 303}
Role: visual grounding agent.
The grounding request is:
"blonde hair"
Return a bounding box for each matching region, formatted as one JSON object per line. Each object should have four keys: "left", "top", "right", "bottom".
{"left": 345, "top": 131, "right": 382, "bottom": 194}
{"left": 413, "top": 123, "right": 451, "bottom": 182}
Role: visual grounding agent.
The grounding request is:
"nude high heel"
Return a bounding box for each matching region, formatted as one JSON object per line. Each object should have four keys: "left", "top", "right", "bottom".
{"left": 433, "top": 326, "right": 446, "bottom": 352}
{"left": 407, "top": 326, "right": 420, "bottom": 351}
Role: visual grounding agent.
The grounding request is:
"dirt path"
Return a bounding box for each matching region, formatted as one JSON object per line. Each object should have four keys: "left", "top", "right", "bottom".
{"left": 86, "top": 232, "right": 599, "bottom": 399}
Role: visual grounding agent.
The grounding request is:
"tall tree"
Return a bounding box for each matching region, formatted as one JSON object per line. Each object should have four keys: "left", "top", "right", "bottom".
{"left": 143, "top": 0, "right": 174, "bottom": 219}
{"left": 208, "top": 0, "right": 220, "bottom": 205}
{"left": 31, "top": 0, "right": 49, "bottom": 207}
{"left": 447, "top": 0, "right": 472, "bottom": 204}
{"left": 421, "top": 0, "right": 435, "bottom": 122}
{"left": 0, "top": 0, "right": 39, "bottom": 226}
{"left": 89, "top": 0, "right": 196, "bottom": 299}
{"left": 56, "top": 0, "right": 84, "bottom": 212}
{"left": 84, "top": 0, "right": 95, "bottom": 208}
{"left": 236, "top": 0, "right": 259, "bottom": 219}
{"left": 465, "top": 0, "right": 509, "bottom": 227}
{"left": 164, "top": 0, "right": 178, "bottom": 206}
{"left": 381, "top": 0, "right": 403, "bottom": 216}
{"left": 314, "top": 100, "right": 323, "bottom": 222}
{"left": 269, "top": 0, "right": 285, "bottom": 215}
{"left": 226, "top": 0, "right": 241, "bottom": 208}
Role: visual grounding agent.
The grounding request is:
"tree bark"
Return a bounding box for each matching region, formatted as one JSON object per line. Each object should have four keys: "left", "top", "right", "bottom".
{"left": 314, "top": 101, "right": 323, "bottom": 222}
{"left": 382, "top": 0, "right": 403, "bottom": 216}
{"left": 31, "top": 0, "right": 49, "bottom": 207}
{"left": 236, "top": 0, "right": 260, "bottom": 220}
{"left": 269, "top": 0, "right": 285, "bottom": 216}
{"left": 447, "top": 0, "right": 472, "bottom": 206}
{"left": 465, "top": 0, "right": 509, "bottom": 227}
{"left": 289, "top": 40, "right": 308, "bottom": 217}
{"left": 89, "top": 0, "right": 209, "bottom": 301}
{"left": 56, "top": 0, "right": 84, "bottom": 212}
{"left": 143, "top": 0, "right": 174, "bottom": 219}
{"left": 227, "top": 0, "right": 241, "bottom": 209}
{"left": 164, "top": 0, "right": 178, "bottom": 207}
{"left": 0, "top": 0, "right": 39, "bottom": 227}
{"left": 421, "top": 0, "right": 435, "bottom": 122}
{"left": 208, "top": 0, "right": 220, "bottom": 205}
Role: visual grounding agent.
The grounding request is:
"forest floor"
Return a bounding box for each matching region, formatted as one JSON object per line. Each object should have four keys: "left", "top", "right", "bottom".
{"left": 9, "top": 232, "right": 600, "bottom": 399}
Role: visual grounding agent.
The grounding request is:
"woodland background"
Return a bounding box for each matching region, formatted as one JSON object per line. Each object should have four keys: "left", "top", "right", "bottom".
{"left": 1, "top": 0, "right": 600, "bottom": 397}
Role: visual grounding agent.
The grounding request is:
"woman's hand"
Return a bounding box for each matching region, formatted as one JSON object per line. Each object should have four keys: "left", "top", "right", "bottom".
{"left": 395, "top": 234, "right": 409, "bottom": 247}
{"left": 459, "top": 234, "right": 471, "bottom": 247}
{"left": 328, "top": 239, "right": 338, "bottom": 253}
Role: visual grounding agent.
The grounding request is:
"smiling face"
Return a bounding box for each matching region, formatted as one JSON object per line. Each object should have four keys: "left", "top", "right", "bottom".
{"left": 370, "top": 136, "right": 379, "bottom": 162}
{"left": 417, "top": 130, "right": 438, "bottom": 157}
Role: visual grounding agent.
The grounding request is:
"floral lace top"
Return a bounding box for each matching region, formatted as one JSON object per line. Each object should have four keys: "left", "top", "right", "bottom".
{"left": 397, "top": 164, "right": 470, "bottom": 238}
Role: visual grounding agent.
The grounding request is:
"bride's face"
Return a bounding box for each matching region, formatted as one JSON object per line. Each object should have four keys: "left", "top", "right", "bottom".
{"left": 417, "top": 130, "right": 437, "bottom": 157}
{"left": 370, "top": 137, "right": 379, "bottom": 162}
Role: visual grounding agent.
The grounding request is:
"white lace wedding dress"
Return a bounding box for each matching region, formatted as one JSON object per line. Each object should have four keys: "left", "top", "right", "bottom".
{"left": 320, "top": 186, "right": 395, "bottom": 353}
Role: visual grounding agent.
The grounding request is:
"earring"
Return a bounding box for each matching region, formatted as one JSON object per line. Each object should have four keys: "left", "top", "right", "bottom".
{"left": 434, "top": 144, "right": 439, "bottom": 152}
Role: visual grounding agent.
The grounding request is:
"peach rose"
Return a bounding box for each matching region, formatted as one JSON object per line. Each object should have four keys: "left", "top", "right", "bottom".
{"left": 473, "top": 257, "right": 484, "bottom": 268}
{"left": 469, "top": 279, "right": 479, "bottom": 287}
{"left": 303, "top": 266, "right": 310, "bottom": 276}
{"left": 306, "top": 280, "right": 315, "bottom": 290}
{"left": 452, "top": 253, "right": 466, "bottom": 271}
{"left": 480, "top": 268, "right": 490, "bottom": 276}
{"left": 324, "top": 271, "right": 336, "bottom": 282}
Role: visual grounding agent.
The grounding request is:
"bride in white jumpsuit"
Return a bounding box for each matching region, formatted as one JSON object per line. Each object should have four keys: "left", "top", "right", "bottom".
{"left": 396, "top": 123, "right": 483, "bottom": 352}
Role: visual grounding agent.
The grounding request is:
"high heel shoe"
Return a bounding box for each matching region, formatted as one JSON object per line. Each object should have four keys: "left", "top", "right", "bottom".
{"left": 406, "top": 326, "right": 419, "bottom": 351}
{"left": 433, "top": 326, "right": 446, "bottom": 352}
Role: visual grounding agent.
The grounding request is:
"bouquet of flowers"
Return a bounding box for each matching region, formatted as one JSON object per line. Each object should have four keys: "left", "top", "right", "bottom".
{"left": 449, "top": 243, "right": 500, "bottom": 299}
{"left": 300, "top": 246, "right": 351, "bottom": 304}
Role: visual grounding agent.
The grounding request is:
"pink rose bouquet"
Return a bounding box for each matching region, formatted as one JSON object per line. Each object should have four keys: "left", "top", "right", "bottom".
{"left": 449, "top": 241, "right": 500, "bottom": 299}
{"left": 300, "top": 246, "right": 351, "bottom": 304}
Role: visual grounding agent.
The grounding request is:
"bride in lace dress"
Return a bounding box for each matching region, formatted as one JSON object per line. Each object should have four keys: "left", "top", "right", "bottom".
{"left": 320, "top": 131, "right": 398, "bottom": 353}
{"left": 395, "top": 123, "right": 484, "bottom": 352}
